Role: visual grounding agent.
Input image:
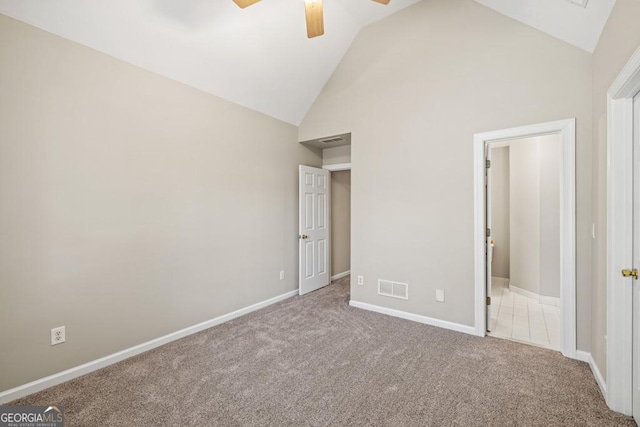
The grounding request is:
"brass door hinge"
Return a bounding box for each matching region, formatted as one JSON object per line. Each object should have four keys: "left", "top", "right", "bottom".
{"left": 486, "top": 296, "right": 491, "bottom": 305}
{"left": 621, "top": 268, "right": 638, "bottom": 279}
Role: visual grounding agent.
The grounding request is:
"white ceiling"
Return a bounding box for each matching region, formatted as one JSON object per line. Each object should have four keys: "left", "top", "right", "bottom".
{"left": 475, "top": 0, "right": 616, "bottom": 53}
{"left": 0, "top": 0, "right": 616, "bottom": 125}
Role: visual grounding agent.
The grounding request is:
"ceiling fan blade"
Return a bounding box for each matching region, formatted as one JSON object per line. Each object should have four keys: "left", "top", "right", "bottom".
{"left": 304, "top": 0, "right": 324, "bottom": 38}
{"left": 233, "top": 0, "right": 261, "bottom": 9}
{"left": 371, "top": 0, "right": 390, "bottom": 4}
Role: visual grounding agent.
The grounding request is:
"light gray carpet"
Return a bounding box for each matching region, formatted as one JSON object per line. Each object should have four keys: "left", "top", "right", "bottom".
{"left": 11, "top": 276, "right": 635, "bottom": 426}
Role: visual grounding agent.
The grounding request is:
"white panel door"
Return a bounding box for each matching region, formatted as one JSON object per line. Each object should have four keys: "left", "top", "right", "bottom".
{"left": 299, "top": 165, "right": 330, "bottom": 295}
{"left": 486, "top": 145, "right": 493, "bottom": 331}
{"left": 633, "top": 93, "right": 640, "bottom": 423}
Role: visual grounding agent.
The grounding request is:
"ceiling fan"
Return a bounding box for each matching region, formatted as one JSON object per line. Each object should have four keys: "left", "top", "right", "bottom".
{"left": 232, "top": 0, "right": 390, "bottom": 38}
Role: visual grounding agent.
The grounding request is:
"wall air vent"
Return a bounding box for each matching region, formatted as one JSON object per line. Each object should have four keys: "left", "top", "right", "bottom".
{"left": 378, "top": 279, "right": 409, "bottom": 300}
{"left": 319, "top": 137, "right": 345, "bottom": 144}
{"left": 299, "top": 133, "right": 351, "bottom": 149}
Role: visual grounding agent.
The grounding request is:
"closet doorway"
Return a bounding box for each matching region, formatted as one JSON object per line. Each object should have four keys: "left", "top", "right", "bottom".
{"left": 299, "top": 134, "right": 351, "bottom": 293}
{"left": 326, "top": 164, "right": 350, "bottom": 283}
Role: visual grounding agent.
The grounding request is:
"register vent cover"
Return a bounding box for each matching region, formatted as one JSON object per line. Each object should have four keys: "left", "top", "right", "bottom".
{"left": 378, "top": 279, "right": 409, "bottom": 300}
{"left": 319, "top": 137, "right": 345, "bottom": 144}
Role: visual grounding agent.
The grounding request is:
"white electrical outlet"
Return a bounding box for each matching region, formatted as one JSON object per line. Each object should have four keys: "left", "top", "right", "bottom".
{"left": 436, "top": 289, "right": 445, "bottom": 303}
{"left": 357, "top": 275, "right": 364, "bottom": 285}
{"left": 51, "top": 326, "right": 65, "bottom": 346}
{"left": 280, "top": 270, "right": 285, "bottom": 280}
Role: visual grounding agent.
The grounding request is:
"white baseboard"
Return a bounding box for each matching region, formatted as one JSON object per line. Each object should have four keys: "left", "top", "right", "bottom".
{"left": 509, "top": 284, "right": 540, "bottom": 300}
{"left": 331, "top": 270, "right": 351, "bottom": 281}
{"left": 509, "top": 284, "right": 561, "bottom": 307}
{"left": 539, "top": 295, "right": 561, "bottom": 307}
{"left": 575, "top": 350, "right": 590, "bottom": 362}
{"left": 349, "top": 300, "right": 476, "bottom": 336}
{"left": 576, "top": 350, "right": 607, "bottom": 399}
{"left": 491, "top": 277, "right": 510, "bottom": 286}
{"left": 0, "top": 289, "right": 299, "bottom": 404}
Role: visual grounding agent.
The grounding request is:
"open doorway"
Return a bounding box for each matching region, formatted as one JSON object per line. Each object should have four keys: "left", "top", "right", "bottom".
{"left": 330, "top": 169, "right": 351, "bottom": 284}
{"left": 487, "top": 135, "right": 561, "bottom": 351}
{"left": 298, "top": 134, "right": 352, "bottom": 295}
{"left": 474, "top": 119, "right": 576, "bottom": 359}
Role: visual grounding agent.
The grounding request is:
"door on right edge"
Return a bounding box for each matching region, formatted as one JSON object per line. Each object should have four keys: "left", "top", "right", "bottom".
{"left": 633, "top": 92, "right": 640, "bottom": 423}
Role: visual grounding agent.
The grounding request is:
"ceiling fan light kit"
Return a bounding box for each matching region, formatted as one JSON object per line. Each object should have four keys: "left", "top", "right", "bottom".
{"left": 232, "top": 0, "right": 389, "bottom": 38}
{"left": 232, "top": 0, "right": 261, "bottom": 9}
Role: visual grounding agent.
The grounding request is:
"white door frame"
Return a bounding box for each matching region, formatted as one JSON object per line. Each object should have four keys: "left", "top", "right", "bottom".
{"left": 473, "top": 119, "right": 577, "bottom": 360}
{"left": 485, "top": 146, "right": 493, "bottom": 332}
{"left": 606, "top": 45, "right": 640, "bottom": 416}
{"left": 323, "top": 163, "right": 351, "bottom": 172}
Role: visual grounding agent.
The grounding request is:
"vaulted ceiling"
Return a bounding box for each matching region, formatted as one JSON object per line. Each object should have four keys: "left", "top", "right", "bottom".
{"left": 475, "top": 0, "right": 616, "bottom": 53}
{"left": 0, "top": 0, "right": 616, "bottom": 125}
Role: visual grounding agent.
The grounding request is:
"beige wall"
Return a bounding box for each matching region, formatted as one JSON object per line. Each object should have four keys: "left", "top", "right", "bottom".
{"left": 509, "top": 139, "right": 541, "bottom": 295}
{"left": 331, "top": 171, "right": 351, "bottom": 276}
{"left": 508, "top": 135, "right": 560, "bottom": 298}
{"left": 299, "top": 0, "right": 592, "bottom": 347}
{"left": 539, "top": 135, "right": 561, "bottom": 299}
{"left": 591, "top": 0, "right": 640, "bottom": 381}
{"left": 490, "top": 147, "right": 510, "bottom": 279}
{"left": 323, "top": 146, "right": 351, "bottom": 166}
{"left": 0, "top": 14, "right": 321, "bottom": 392}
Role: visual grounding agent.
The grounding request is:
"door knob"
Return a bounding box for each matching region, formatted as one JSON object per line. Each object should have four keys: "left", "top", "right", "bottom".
{"left": 621, "top": 269, "right": 638, "bottom": 279}
{"left": 300, "top": 234, "right": 308, "bottom": 240}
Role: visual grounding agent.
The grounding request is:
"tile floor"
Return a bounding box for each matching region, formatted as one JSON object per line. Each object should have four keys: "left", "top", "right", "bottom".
{"left": 488, "top": 278, "right": 561, "bottom": 351}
